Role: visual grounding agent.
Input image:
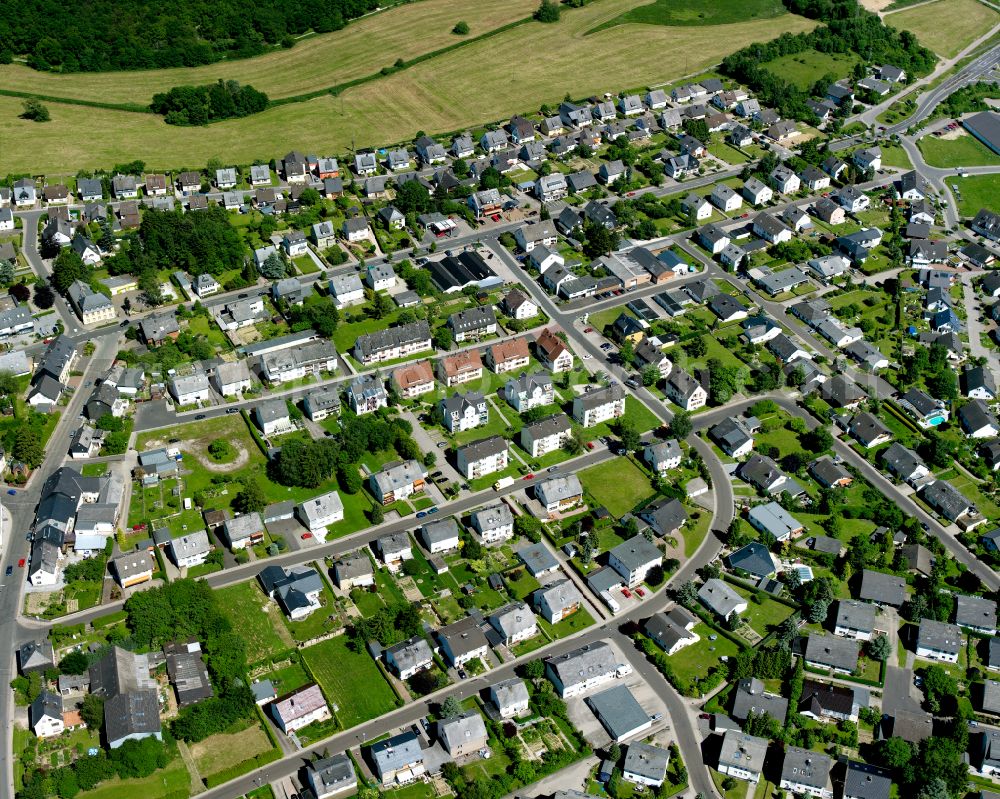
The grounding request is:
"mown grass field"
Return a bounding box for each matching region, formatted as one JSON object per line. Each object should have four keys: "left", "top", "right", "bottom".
{"left": 917, "top": 132, "right": 1000, "bottom": 168}
{"left": 579, "top": 457, "right": 656, "bottom": 517}
{"left": 955, "top": 173, "right": 1000, "bottom": 216}
{"left": 888, "top": 0, "right": 999, "bottom": 57}
{"left": 301, "top": 635, "right": 400, "bottom": 728}
{"left": 0, "top": 0, "right": 815, "bottom": 174}
{"left": 590, "top": 0, "right": 787, "bottom": 31}
{"left": 0, "top": 0, "right": 539, "bottom": 105}
{"left": 763, "top": 49, "right": 863, "bottom": 90}
{"left": 189, "top": 722, "right": 275, "bottom": 779}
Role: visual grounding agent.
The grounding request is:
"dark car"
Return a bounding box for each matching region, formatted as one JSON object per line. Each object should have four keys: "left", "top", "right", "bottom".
{"left": 4, "top": 566, "right": 11, "bottom": 576}
{"left": 227, "top": 408, "right": 239, "bottom": 414}
{"left": 195, "top": 414, "right": 206, "bottom": 420}
{"left": 6, "top": 489, "right": 15, "bottom": 496}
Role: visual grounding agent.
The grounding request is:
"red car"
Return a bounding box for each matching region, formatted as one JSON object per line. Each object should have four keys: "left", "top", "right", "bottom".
{"left": 586, "top": 441, "right": 595, "bottom": 450}
{"left": 18, "top": 558, "right": 25, "bottom": 568}
{"left": 636, "top": 587, "right": 646, "bottom": 598}
{"left": 301, "top": 532, "right": 313, "bottom": 540}
{"left": 584, "top": 327, "right": 594, "bottom": 333}
{"left": 622, "top": 588, "right": 632, "bottom": 598}
{"left": 523, "top": 473, "right": 535, "bottom": 480}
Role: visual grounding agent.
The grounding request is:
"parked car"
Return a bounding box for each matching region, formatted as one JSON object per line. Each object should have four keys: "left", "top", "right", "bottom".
{"left": 301, "top": 532, "right": 313, "bottom": 540}
{"left": 416, "top": 511, "right": 427, "bottom": 519}
{"left": 4, "top": 566, "right": 10, "bottom": 576}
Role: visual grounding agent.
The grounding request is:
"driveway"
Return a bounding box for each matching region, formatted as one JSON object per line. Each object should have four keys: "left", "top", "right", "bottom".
{"left": 961, "top": 274, "right": 1000, "bottom": 374}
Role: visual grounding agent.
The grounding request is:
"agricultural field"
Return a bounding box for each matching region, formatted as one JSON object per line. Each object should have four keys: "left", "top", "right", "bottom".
{"left": 590, "top": 0, "right": 787, "bottom": 30}
{"left": 888, "top": 0, "right": 998, "bottom": 57}
{"left": 0, "top": 0, "right": 539, "bottom": 106}
{"left": 917, "top": 132, "right": 1000, "bottom": 168}
{"left": 300, "top": 635, "right": 400, "bottom": 728}
{"left": 762, "top": 50, "right": 863, "bottom": 90}
{"left": 0, "top": 0, "right": 815, "bottom": 174}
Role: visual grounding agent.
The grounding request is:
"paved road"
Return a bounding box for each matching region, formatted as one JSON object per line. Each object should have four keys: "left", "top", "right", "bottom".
{"left": 0, "top": 334, "right": 121, "bottom": 793}
{"left": 193, "top": 505, "right": 726, "bottom": 799}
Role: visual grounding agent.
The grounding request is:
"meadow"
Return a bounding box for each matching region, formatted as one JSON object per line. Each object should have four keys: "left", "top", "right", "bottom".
{"left": 590, "top": 0, "right": 787, "bottom": 31}
{"left": 917, "top": 132, "right": 1000, "bottom": 168}
{"left": 0, "top": 0, "right": 815, "bottom": 175}
{"left": 0, "top": 0, "right": 539, "bottom": 106}
{"left": 887, "top": 0, "right": 999, "bottom": 57}
{"left": 763, "top": 50, "right": 863, "bottom": 90}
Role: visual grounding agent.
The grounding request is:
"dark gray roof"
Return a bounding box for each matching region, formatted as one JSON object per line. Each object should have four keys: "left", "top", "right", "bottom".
{"left": 836, "top": 600, "right": 875, "bottom": 633}
{"left": 780, "top": 746, "right": 831, "bottom": 791}
{"left": 844, "top": 761, "right": 892, "bottom": 799}
{"left": 732, "top": 677, "right": 788, "bottom": 723}
{"left": 859, "top": 569, "right": 906, "bottom": 606}
{"left": 805, "top": 634, "right": 859, "bottom": 671}
{"left": 586, "top": 684, "right": 651, "bottom": 740}
{"left": 727, "top": 541, "right": 775, "bottom": 577}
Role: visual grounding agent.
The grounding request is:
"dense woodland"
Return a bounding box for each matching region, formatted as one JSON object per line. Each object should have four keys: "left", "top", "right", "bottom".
{"left": 150, "top": 80, "right": 270, "bottom": 125}
{"left": 722, "top": 0, "right": 935, "bottom": 122}
{"left": 0, "top": 0, "right": 381, "bottom": 72}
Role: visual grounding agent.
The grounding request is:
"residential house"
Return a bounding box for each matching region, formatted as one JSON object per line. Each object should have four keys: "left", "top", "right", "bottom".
{"left": 455, "top": 436, "right": 509, "bottom": 480}
{"left": 536, "top": 328, "right": 574, "bottom": 372}
{"left": 418, "top": 518, "right": 460, "bottom": 554}
{"left": 644, "top": 606, "right": 699, "bottom": 656}
{"left": 221, "top": 513, "right": 265, "bottom": 550}
{"left": 644, "top": 439, "right": 682, "bottom": 474}
{"left": 664, "top": 368, "right": 707, "bottom": 411}
{"left": 485, "top": 337, "right": 531, "bottom": 374}
{"left": 271, "top": 684, "right": 331, "bottom": 734}
{"left": 534, "top": 474, "right": 583, "bottom": 516}
{"left": 779, "top": 748, "right": 832, "bottom": 799}
{"left": 834, "top": 600, "right": 876, "bottom": 641}
{"left": 608, "top": 536, "right": 661, "bottom": 588}
{"left": 544, "top": 642, "right": 622, "bottom": 698}
{"left": 470, "top": 504, "right": 514, "bottom": 545}
{"left": 436, "top": 616, "right": 490, "bottom": 667}
{"left": 489, "top": 601, "right": 539, "bottom": 646}
{"left": 438, "top": 350, "right": 484, "bottom": 387}
{"left": 572, "top": 383, "right": 625, "bottom": 427}
{"left": 369, "top": 460, "right": 426, "bottom": 505}
{"left": 718, "top": 731, "right": 767, "bottom": 784}
{"left": 916, "top": 618, "right": 962, "bottom": 663}
{"left": 804, "top": 634, "right": 860, "bottom": 674}
{"left": 699, "top": 579, "right": 748, "bottom": 620}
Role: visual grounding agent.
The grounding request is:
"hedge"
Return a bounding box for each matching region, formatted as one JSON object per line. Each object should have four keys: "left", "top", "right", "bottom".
{"left": 202, "top": 746, "right": 282, "bottom": 788}
{"left": 91, "top": 610, "right": 127, "bottom": 628}
{"left": 240, "top": 409, "right": 269, "bottom": 456}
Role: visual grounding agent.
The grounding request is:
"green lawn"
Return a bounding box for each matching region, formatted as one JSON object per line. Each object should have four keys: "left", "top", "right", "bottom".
{"left": 667, "top": 623, "right": 742, "bottom": 685}
{"left": 539, "top": 607, "right": 596, "bottom": 639}
{"left": 504, "top": 567, "right": 542, "bottom": 601}
{"left": 762, "top": 49, "right": 862, "bottom": 90}
{"left": 579, "top": 457, "right": 656, "bottom": 517}
{"left": 75, "top": 757, "right": 190, "bottom": 799}
{"left": 301, "top": 635, "right": 400, "bottom": 728}
{"left": 582, "top": 396, "right": 662, "bottom": 440}
{"left": 591, "top": 0, "right": 787, "bottom": 30}
{"left": 260, "top": 659, "right": 312, "bottom": 695}
{"left": 879, "top": 143, "right": 913, "bottom": 169}
{"left": 918, "top": 133, "right": 1000, "bottom": 168}
{"left": 955, "top": 173, "right": 1000, "bottom": 216}
{"left": 707, "top": 141, "right": 751, "bottom": 165}
{"left": 216, "top": 581, "right": 294, "bottom": 664}
{"left": 283, "top": 576, "right": 341, "bottom": 642}
{"left": 731, "top": 586, "right": 795, "bottom": 637}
